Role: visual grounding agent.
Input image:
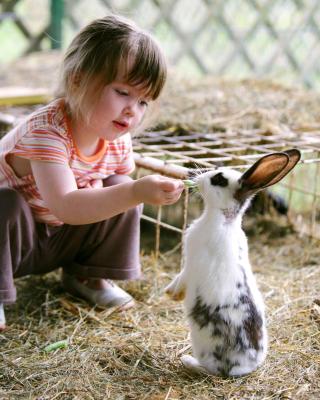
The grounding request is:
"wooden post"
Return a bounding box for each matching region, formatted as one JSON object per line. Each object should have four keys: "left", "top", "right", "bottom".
{"left": 49, "top": 0, "right": 64, "bottom": 49}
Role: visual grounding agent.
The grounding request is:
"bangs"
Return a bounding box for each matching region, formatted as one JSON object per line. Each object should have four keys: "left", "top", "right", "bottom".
{"left": 120, "top": 34, "right": 167, "bottom": 100}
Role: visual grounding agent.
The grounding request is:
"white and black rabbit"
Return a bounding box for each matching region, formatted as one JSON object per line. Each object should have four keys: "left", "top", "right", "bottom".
{"left": 165, "top": 149, "right": 301, "bottom": 377}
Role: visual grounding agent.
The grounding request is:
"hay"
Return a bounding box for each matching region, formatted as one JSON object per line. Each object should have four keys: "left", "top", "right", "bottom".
{"left": 1, "top": 233, "right": 319, "bottom": 399}
{"left": 155, "top": 72, "right": 320, "bottom": 134}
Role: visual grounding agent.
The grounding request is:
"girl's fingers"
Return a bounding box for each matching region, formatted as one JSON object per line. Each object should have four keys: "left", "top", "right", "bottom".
{"left": 164, "top": 189, "right": 183, "bottom": 204}
{"left": 160, "top": 179, "right": 184, "bottom": 192}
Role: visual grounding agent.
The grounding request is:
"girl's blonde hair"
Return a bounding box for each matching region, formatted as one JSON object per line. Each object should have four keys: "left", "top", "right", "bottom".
{"left": 56, "top": 14, "right": 167, "bottom": 121}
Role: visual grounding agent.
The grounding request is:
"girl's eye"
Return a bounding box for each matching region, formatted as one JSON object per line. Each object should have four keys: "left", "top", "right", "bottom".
{"left": 139, "top": 100, "right": 149, "bottom": 107}
{"left": 115, "top": 89, "right": 128, "bottom": 96}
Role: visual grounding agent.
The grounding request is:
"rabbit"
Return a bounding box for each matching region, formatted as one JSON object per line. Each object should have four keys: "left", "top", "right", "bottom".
{"left": 165, "top": 149, "right": 301, "bottom": 377}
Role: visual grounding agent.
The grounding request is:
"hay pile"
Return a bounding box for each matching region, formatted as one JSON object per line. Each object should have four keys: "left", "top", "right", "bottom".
{"left": 0, "top": 233, "right": 319, "bottom": 399}
{"left": 154, "top": 72, "right": 320, "bottom": 134}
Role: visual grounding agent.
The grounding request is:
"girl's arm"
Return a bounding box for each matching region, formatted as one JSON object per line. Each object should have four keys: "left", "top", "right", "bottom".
{"left": 31, "top": 160, "right": 184, "bottom": 225}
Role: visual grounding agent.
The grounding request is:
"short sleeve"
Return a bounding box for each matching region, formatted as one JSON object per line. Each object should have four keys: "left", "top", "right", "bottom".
{"left": 12, "top": 128, "right": 69, "bottom": 165}
{"left": 114, "top": 133, "right": 135, "bottom": 174}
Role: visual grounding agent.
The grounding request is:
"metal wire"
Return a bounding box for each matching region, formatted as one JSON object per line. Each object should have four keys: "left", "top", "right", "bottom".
{"left": 134, "top": 128, "right": 320, "bottom": 242}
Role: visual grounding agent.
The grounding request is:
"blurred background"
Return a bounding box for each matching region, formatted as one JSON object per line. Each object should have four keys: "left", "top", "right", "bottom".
{"left": 1, "top": 0, "right": 320, "bottom": 89}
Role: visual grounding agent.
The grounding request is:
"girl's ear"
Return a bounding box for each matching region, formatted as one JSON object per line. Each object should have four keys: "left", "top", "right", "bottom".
{"left": 70, "top": 72, "right": 82, "bottom": 88}
{"left": 235, "top": 149, "right": 301, "bottom": 202}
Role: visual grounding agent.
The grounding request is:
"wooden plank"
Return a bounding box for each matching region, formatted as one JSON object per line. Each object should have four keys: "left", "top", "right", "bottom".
{"left": 0, "top": 87, "right": 51, "bottom": 106}
{"left": 133, "top": 152, "right": 189, "bottom": 179}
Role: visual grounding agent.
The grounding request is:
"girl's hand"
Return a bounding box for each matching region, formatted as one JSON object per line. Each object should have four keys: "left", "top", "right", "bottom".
{"left": 132, "top": 175, "right": 184, "bottom": 206}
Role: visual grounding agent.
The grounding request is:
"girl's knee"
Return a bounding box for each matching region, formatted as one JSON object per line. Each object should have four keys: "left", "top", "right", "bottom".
{"left": 122, "top": 203, "right": 143, "bottom": 224}
{"left": 129, "top": 202, "right": 143, "bottom": 215}
{"left": 103, "top": 174, "right": 133, "bottom": 187}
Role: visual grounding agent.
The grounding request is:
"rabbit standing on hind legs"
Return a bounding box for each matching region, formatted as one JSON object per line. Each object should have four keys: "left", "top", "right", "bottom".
{"left": 166, "top": 150, "right": 301, "bottom": 377}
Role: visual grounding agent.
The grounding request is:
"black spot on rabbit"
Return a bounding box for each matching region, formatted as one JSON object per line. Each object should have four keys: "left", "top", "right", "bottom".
{"left": 212, "top": 327, "right": 222, "bottom": 337}
{"left": 213, "top": 348, "right": 223, "bottom": 361}
{"left": 190, "top": 296, "right": 229, "bottom": 330}
{"left": 235, "top": 327, "right": 249, "bottom": 351}
{"left": 243, "top": 299, "right": 263, "bottom": 350}
{"left": 210, "top": 172, "right": 228, "bottom": 187}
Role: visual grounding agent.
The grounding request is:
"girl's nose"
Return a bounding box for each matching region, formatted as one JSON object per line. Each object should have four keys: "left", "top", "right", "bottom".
{"left": 123, "top": 102, "right": 136, "bottom": 117}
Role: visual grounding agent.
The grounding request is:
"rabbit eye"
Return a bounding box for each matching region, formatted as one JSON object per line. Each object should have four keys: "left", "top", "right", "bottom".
{"left": 210, "top": 172, "right": 228, "bottom": 187}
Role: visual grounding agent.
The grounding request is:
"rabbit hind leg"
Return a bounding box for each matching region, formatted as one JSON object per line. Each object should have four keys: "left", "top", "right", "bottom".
{"left": 180, "top": 355, "right": 209, "bottom": 375}
{"left": 228, "top": 362, "right": 257, "bottom": 377}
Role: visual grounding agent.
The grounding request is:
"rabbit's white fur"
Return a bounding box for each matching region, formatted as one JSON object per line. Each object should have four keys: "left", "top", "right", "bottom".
{"left": 166, "top": 168, "right": 267, "bottom": 376}
{"left": 167, "top": 149, "right": 301, "bottom": 376}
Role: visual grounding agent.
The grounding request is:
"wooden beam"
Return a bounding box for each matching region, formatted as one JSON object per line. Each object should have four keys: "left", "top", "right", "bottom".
{"left": 0, "top": 87, "right": 51, "bottom": 106}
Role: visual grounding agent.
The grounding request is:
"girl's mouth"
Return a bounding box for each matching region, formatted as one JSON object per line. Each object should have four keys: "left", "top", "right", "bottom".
{"left": 113, "top": 120, "right": 129, "bottom": 131}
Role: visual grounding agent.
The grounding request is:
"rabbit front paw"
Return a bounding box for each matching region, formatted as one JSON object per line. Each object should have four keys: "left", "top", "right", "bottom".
{"left": 165, "top": 276, "right": 186, "bottom": 301}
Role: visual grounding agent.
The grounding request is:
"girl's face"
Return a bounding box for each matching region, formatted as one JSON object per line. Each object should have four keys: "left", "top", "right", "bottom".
{"left": 88, "top": 81, "right": 150, "bottom": 141}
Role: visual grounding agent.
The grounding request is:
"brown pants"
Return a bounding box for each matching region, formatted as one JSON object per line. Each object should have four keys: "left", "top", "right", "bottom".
{"left": 0, "top": 175, "right": 142, "bottom": 304}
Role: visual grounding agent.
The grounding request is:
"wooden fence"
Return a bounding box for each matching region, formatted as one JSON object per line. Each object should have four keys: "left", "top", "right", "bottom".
{"left": 1, "top": 0, "right": 320, "bottom": 88}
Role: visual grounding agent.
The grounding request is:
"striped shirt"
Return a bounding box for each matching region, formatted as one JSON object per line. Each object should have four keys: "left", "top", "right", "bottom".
{"left": 0, "top": 98, "right": 135, "bottom": 225}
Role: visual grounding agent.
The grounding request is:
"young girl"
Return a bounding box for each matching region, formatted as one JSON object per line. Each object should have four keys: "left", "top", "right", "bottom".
{"left": 0, "top": 14, "right": 184, "bottom": 330}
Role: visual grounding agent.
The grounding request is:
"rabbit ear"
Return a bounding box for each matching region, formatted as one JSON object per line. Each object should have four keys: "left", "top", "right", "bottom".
{"left": 235, "top": 149, "right": 301, "bottom": 202}
{"left": 260, "top": 149, "right": 301, "bottom": 187}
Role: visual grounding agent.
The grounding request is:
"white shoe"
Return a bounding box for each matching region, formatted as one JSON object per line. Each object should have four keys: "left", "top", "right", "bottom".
{"left": 0, "top": 303, "right": 6, "bottom": 330}
{"left": 62, "top": 272, "right": 134, "bottom": 309}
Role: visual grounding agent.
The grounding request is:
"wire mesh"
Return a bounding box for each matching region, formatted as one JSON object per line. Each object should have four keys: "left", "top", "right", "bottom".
{"left": 133, "top": 127, "right": 320, "bottom": 244}
{"left": 1, "top": 109, "right": 319, "bottom": 248}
